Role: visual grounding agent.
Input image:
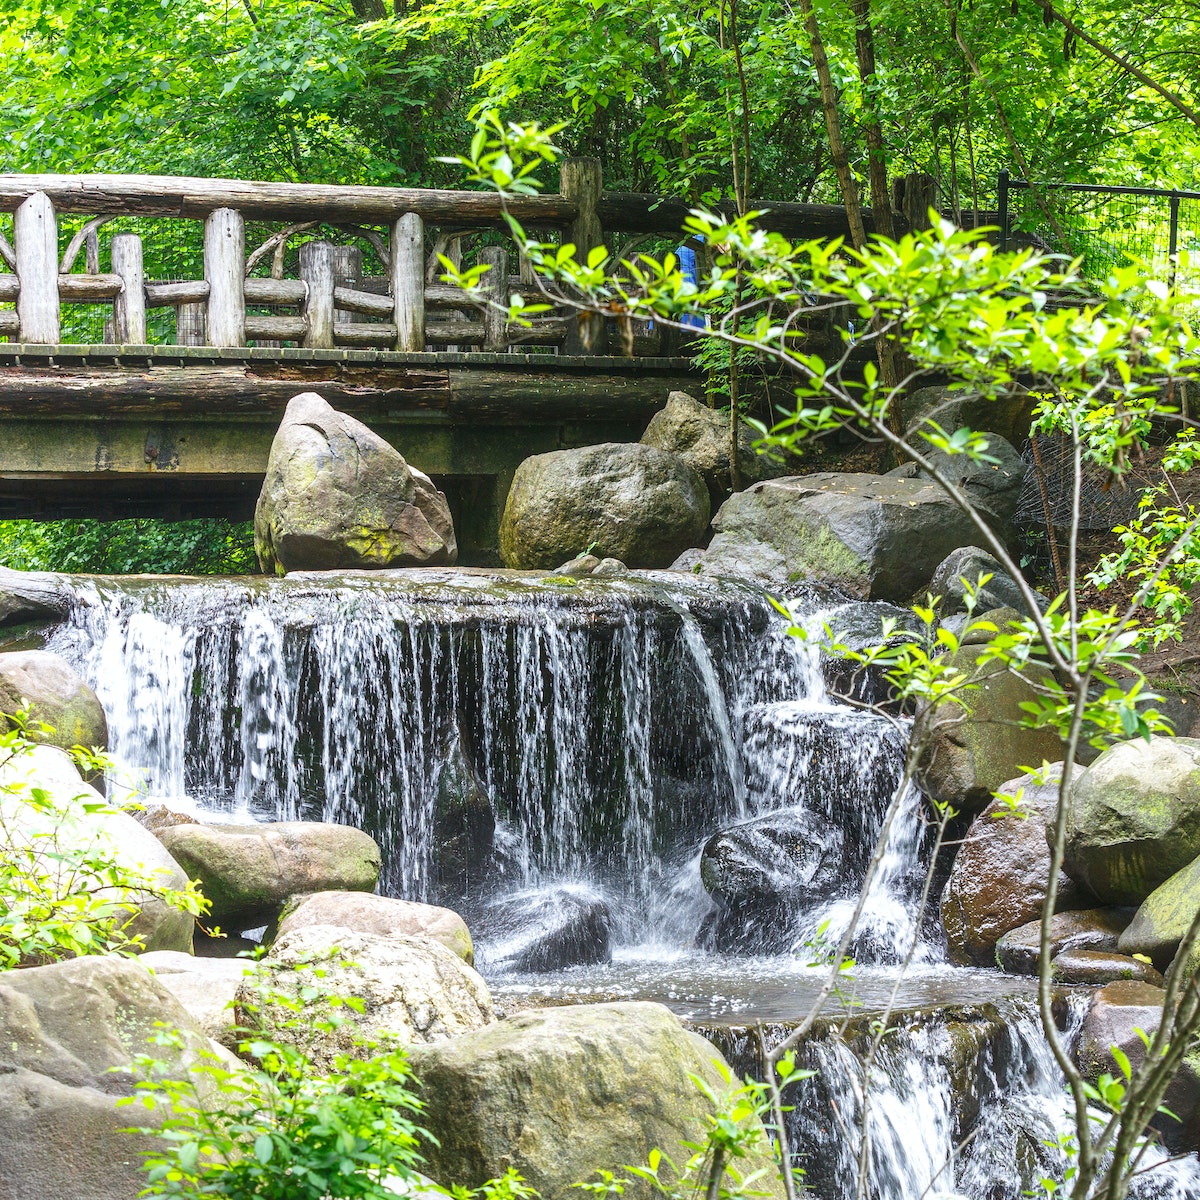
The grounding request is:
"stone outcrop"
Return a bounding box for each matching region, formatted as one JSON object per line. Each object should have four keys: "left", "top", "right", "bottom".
{"left": 1, "top": 744, "right": 194, "bottom": 955}
{"left": 0, "top": 955, "right": 236, "bottom": 1200}
{"left": 916, "top": 646, "right": 1065, "bottom": 815}
{"left": 157, "top": 820, "right": 380, "bottom": 930}
{"left": 940, "top": 766, "right": 1091, "bottom": 966}
{"left": 0, "top": 649, "right": 108, "bottom": 751}
{"left": 276, "top": 890, "right": 475, "bottom": 964}
{"left": 474, "top": 885, "right": 612, "bottom": 973}
{"left": 500, "top": 443, "right": 709, "bottom": 570}
{"left": 1064, "top": 736, "right": 1200, "bottom": 905}
{"left": 690, "top": 460, "right": 1018, "bottom": 600}
{"left": 254, "top": 392, "right": 456, "bottom": 575}
{"left": 240, "top": 924, "right": 493, "bottom": 1070}
{"left": 995, "top": 908, "right": 1130, "bottom": 974}
{"left": 409, "top": 1001, "right": 786, "bottom": 1200}
{"left": 640, "top": 390, "right": 785, "bottom": 505}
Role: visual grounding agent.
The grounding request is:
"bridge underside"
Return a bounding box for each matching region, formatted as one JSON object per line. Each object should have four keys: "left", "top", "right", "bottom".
{"left": 0, "top": 345, "right": 698, "bottom": 563}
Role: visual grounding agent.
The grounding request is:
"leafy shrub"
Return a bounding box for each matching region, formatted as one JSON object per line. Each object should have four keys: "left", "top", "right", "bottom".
{"left": 0, "top": 710, "right": 207, "bottom": 969}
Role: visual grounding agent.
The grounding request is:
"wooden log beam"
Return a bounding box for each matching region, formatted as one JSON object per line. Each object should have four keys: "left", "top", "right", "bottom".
{"left": 145, "top": 280, "right": 209, "bottom": 308}
{"left": 0, "top": 276, "right": 16, "bottom": 303}
{"left": 205, "top": 208, "right": 245, "bottom": 347}
{"left": 391, "top": 212, "right": 424, "bottom": 353}
{"left": 300, "top": 242, "right": 336, "bottom": 350}
{"left": 334, "top": 284, "right": 393, "bottom": 318}
{"left": 15, "top": 192, "right": 59, "bottom": 343}
{"left": 58, "top": 273, "right": 123, "bottom": 302}
{"left": 244, "top": 277, "right": 307, "bottom": 305}
{"left": 0, "top": 174, "right": 578, "bottom": 226}
{"left": 111, "top": 234, "right": 146, "bottom": 343}
{"left": 425, "top": 319, "right": 485, "bottom": 344}
{"left": 245, "top": 315, "right": 307, "bottom": 341}
{"left": 333, "top": 322, "right": 398, "bottom": 346}
{"left": 0, "top": 312, "right": 17, "bottom": 336}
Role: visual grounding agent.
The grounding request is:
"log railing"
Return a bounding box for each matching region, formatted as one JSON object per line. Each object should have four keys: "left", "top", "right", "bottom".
{"left": 0, "top": 160, "right": 891, "bottom": 354}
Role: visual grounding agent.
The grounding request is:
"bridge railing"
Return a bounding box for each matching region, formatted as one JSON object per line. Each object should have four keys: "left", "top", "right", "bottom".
{"left": 0, "top": 161, "right": 876, "bottom": 355}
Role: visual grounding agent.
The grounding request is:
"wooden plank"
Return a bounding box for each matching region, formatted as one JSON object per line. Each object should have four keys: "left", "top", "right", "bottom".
{"left": 334, "top": 284, "right": 393, "bottom": 318}
{"left": 244, "top": 277, "right": 307, "bottom": 305}
{"left": 15, "top": 192, "right": 59, "bottom": 343}
{"left": 245, "top": 314, "right": 307, "bottom": 340}
{"left": 58, "top": 273, "right": 123, "bottom": 301}
{"left": 0, "top": 173, "right": 579, "bottom": 226}
{"left": 145, "top": 280, "right": 209, "bottom": 308}
{"left": 204, "top": 208, "right": 245, "bottom": 347}
{"left": 111, "top": 234, "right": 146, "bottom": 343}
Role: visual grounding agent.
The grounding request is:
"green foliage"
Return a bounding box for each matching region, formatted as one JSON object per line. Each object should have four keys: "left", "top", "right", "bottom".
{"left": 0, "top": 519, "right": 257, "bottom": 575}
{"left": 125, "top": 966, "right": 430, "bottom": 1200}
{"left": 0, "top": 709, "right": 207, "bottom": 969}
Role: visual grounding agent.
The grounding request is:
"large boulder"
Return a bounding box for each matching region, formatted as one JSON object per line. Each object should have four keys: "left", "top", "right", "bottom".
{"left": 499, "top": 443, "right": 710, "bottom": 569}
{"left": 693, "top": 471, "right": 1006, "bottom": 600}
{"left": 0, "top": 649, "right": 108, "bottom": 751}
{"left": 901, "top": 384, "right": 1036, "bottom": 447}
{"left": 1, "top": 744, "right": 194, "bottom": 956}
{"left": 940, "top": 765, "right": 1091, "bottom": 966}
{"left": 928, "top": 546, "right": 1035, "bottom": 617}
{"left": 254, "top": 392, "right": 456, "bottom": 575}
{"left": 157, "top": 820, "right": 380, "bottom": 930}
{"left": 995, "top": 908, "right": 1130, "bottom": 974}
{"left": 1050, "top": 949, "right": 1163, "bottom": 986}
{"left": 0, "top": 565, "right": 72, "bottom": 628}
{"left": 239, "top": 924, "right": 493, "bottom": 1071}
{"left": 0, "top": 955, "right": 235, "bottom": 1200}
{"left": 1063, "top": 737, "right": 1200, "bottom": 905}
{"left": 139, "top": 950, "right": 251, "bottom": 1047}
{"left": 409, "top": 1001, "right": 786, "bottom": 1200}
{"left": 276, "top": 890, "right": 475, "bottom": 964}
{"left": 641, "top": 390, "right": 785, "bottom": 505}
{"left": 1119, "top": 853, "right": 1200, "bottom": 968}
{"left": 474, "top": 884, "right": 612, "bottom": 972}
{"left": 916, "top": 646, "right": 1065, "bottom": 815}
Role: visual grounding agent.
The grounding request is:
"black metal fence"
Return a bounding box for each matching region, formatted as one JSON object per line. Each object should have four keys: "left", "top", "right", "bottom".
{"left": 998, "top": 171, "right": 1200, "bottom": 290}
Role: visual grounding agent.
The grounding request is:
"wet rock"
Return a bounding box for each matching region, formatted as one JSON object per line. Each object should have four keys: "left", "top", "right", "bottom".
{"left": 0, "top": 955, "right": 237, "bottom": 1200}
{"left": 0, "top": 744, "right": 194, "bottom": 956}
{"left": 140, "top": 950, "right": 252, "bottom": 1047}
{"left": 960, "top": 606, "right": 1024, "bottom": 645}
{"left": 474, "top": 885, "right": 612, "bottom": 972}
{"left": 0, "top": 565, "right": 72, "bottom": 628}
{"left": 995, "top": 908, "right": 1131, "bottom": 974}
{"left": 276, "top": 891, "right": 475, "bottom": 964}
{"left": 916, "top": 646, "right": 1065, "bottom": 815}
{"left": 928, "top": 546, "right": 1035, "bottom": 616}
{"left": 254, "top": 392, "right": 457, "bottom": 574}
{"left": 555, "top": 553, "right": 601, "bottom": 577}
{"left": 432, "top": 725, "right": 495, "bottom": 898}
{"left": 499, "top": 443, "right": 710, "bottom": 569}
{"left": 1119, "top": 853, "right": 1200, "bottom": 968}
{"left": 0, "top": 649, "right": 108, "bottom": 751}
{"left": 1064, "top": 736, "right": 1200, "bottom": 905}
{"left": 592, "top": 557, "right": 629, "bottom": 577}
{"left": 641, "top": 389, "right": 786, "bottom": 506}
{"left": 1050, "top": 949, "right": 1164, "bottom": 986}
{"left": 691, "top": 469, "right": 1009, "bottom": 600}
{"left": 131, "top": 802, "right": 199, "bottom": 838}
{"left": 157, "top": 819, "right": 381, "bottom": 930}
{"left": 940, "top": 765, "right": 1091, "bottom": 966}
{"left": 239, "top": 924, "right": 493, "bottom": 1071}
{"left": 409, "top": 1001, "right": 786, "bottom": 1200}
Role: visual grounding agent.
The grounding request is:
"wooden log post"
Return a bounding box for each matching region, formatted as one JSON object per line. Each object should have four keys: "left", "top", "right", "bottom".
{"left": 299, "top": 240, "right": 337, "bottom": 349}
{"left": 331, "top": 245, "right": 363, "bottom": 342}
{"left": 479, "top": 246, "right": 509, "bottom": 353}
{"left": 176, "top": 301, "right": 206, "bottom": 346}
{"left": 560, "top": 157, "right": 605, "bottom": 355}
{"left": 14, "top": 192, "right": 60, "bottom": 343}
{"left": 392, "top": 213, "right": 425, "bottom": 352}
{"left": 204, "top": 207, "right": 245, "bottom": 347}
{"left": 111, "top": 232, "right": 145, "bottom": 344}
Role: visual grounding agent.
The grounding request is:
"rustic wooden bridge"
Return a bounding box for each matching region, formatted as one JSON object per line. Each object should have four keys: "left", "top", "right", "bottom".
{"left": 0, "top": 160, "right": 878, "bottom": 559}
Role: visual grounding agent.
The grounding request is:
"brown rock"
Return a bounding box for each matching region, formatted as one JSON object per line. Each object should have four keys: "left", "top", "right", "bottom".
{"left": 995, "top": 907, "right": 1132, "bottom": 974}
{"left": 1050, "top": 949, "right": 1164, "bottom": 986}
{"left": 0, "top": 649, "right": 107, "bottom": 752}
{"left": 132, "top": 803, "right": 199, "bottom": 838}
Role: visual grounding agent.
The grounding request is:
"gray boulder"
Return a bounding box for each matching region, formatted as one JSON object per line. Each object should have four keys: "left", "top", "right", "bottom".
{"left": 240, "top": 924, "right": 493, "bottom": 1071}
{"left": 901, "top": 385, "right": 1036, "bottom": 447}
{"left": 157, "top": 820, "right": 380, "bottom": 930}
{"left": 0, "top": 955, "right": 236, "bottom": 1200}
{"left": 693, "top": 470, "right": 1005, "bottom": 600}
{"left": 409, "top": 1001, "right": 786, "bottom": 1200}
{"left": 276, "top": 890, "right": 475, "bottom": 964}
{"left": 916, "top": 646, "right": 1065, "bottom": 815}
{"left": 1, "top": 745, "right": 194, "bottom": 956}
{"left": 0, "top": 649, "right": 108, "bottom": 751}
{"left": 928, "top": 546, "right": 1035, "bottom": 616}
{"left": 1063, "top": 737, "right": 1200, "bottom": 905}
{"left": 0, "top": 565, "right": 72, "bottom": 628}
{"left": 499, "top": 443, "right": 710, "bottom": 569}
{"left": 474, "top": 884, "right": 612, "bottom": 972}
{"left": 641, "top": 390, "right": 785, "bottom": 504}
{"left": 139, "top": 950, "right": 252, "bottom": 1047}
{"left": 254, "top": 392, "right": 456, "bottom": 575}
{"left": 995, "top": 907, "right": 1130, "bottom": 974}
{"left": 940, "top": 765, "right": 1091, "bottom": 966}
